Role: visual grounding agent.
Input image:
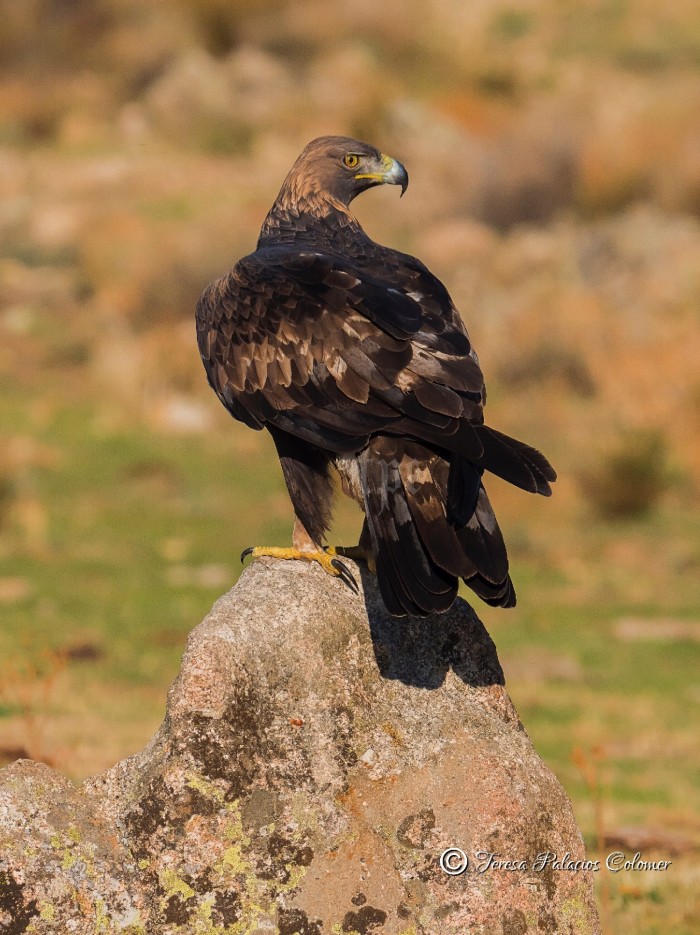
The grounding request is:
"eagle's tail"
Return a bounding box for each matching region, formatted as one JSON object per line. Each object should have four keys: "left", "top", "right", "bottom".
{"left": 358, "top": 437, "right": 514, "bottom": 617}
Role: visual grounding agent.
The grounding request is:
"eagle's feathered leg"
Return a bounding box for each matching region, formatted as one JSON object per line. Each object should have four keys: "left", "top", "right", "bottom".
{"left": 240, "top": 430, "right": 359, "bottom": 593}
{"left": 270, "top": 427, "right": 334, "bottom": 545}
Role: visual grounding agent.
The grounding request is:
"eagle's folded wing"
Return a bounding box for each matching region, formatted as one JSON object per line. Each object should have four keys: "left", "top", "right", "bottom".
{"left": 196, "top": 248, "right": 488, "bottom": 452}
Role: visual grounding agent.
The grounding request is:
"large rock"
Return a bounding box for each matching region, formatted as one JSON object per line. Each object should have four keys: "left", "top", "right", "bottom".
{"left": 0, "top": 560, "right": 600, "bottom": 933}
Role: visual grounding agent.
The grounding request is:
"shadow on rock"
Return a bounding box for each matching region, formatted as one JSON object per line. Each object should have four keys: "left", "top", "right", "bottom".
{"left": 358, "top": 564, "right": 505, "bottom": 689}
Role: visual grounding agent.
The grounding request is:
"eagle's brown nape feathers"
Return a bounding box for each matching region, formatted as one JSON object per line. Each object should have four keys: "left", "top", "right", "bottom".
{"left": 258, "top": 136, "right": 408, "bottom": 247}
{"left": 196, "top": 135, "right": 556, "bottom": 618}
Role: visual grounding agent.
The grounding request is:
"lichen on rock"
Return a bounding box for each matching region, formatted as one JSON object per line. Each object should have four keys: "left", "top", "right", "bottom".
{"left": 0, "top": 559, "right": 600, "bottom": 933}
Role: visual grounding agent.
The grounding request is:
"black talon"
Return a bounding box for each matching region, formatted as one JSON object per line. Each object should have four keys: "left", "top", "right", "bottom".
{"left": 331, "top": 558, "right": 359, "bottom": 594}
{"left": 240, "top": 547, "right": 254, "bottom": 563}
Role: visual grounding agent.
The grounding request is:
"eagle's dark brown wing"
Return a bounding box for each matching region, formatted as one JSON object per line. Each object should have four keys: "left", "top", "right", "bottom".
{"left": 196, "top": 245, "right": 553, "bottom": 496}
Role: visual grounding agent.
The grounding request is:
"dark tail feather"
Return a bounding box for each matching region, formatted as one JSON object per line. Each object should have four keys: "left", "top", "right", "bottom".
{"left": 455, "top": 484, "right": 516, "bottom": 607}
{"left": 359, "top": 439, "right": 514, "bottom": 616}
{"left": 446, "top": 454, "right": 482, "bottom": 527}
{"left": 359, "top": 439, "right": 457, "bottom": 617}
{"left": 419, "top": 452, "right": 515, "bottom": 607}
{"left": 474, "top": 426, "right": 556, "bottom": 496}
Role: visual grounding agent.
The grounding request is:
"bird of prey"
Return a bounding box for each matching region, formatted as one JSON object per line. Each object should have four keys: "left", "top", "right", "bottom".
{"left": 196, "top": 136, "right": 555, "bottom": 617}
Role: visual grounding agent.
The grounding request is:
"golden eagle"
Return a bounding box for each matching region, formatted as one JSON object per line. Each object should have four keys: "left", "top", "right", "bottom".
{"left": 196, "top": 136, "right": 555, "bottom": 616}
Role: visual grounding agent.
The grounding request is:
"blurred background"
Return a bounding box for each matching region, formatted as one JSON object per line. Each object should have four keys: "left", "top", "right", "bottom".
{"left": 1, "top": 1, "right": 700, "bottom": 930}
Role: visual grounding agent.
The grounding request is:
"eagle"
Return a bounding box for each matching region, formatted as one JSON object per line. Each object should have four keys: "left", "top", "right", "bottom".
{"left": 196, "top": 136, "right": 555, "bottom": 617}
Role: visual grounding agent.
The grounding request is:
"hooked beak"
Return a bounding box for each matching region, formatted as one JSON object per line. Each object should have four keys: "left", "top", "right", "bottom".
{"left": 356, "top": 153, "right": 409, "bottom": 196}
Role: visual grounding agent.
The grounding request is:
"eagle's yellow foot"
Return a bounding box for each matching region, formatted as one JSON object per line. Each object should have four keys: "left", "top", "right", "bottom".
{"left": 240, "top": 546, "right": 359, "bottom": 594}
{"left": 326, "top": 545, "right": 377, "bottom": 575}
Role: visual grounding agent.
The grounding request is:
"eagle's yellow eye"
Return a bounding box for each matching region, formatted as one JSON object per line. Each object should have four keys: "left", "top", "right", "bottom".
{"left": 343, "top": 153, "right": 360, "bottom": 169}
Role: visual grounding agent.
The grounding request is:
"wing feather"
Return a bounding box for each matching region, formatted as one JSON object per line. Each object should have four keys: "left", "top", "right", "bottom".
{"left": 196, "top": 243, "right": 555, "bottom": 495}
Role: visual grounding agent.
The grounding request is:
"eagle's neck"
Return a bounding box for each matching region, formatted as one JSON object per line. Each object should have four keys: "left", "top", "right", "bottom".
{"left": 258, "top": 191, "right": 366, "bottom": 251}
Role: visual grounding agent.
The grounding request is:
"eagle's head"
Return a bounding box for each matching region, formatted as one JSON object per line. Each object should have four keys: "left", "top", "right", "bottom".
{"left": 277, "top": 136, "right": 409, "bottom": 211}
